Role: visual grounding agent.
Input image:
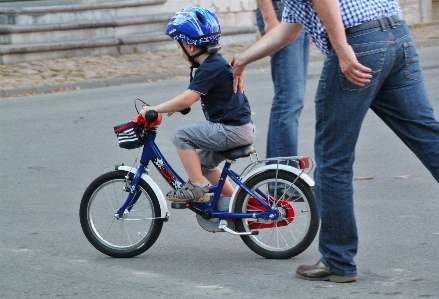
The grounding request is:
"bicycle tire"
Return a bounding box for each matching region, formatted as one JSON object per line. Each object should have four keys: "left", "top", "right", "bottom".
{"left": 234, "top": 169, "right": 319, "bottom": 259}
{"left": 79, "top": 170, "right": 163, "bottom": 258}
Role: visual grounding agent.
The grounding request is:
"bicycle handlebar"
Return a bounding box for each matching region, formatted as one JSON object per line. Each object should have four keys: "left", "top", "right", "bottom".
{"left": 180, "top": 107, "right": 191, "bottom": 115}
{"left": 144, "top": 110, "right": 159, "bottom": 122}
{"left": 144, "top": 107, "right": 191, "bottom": 122}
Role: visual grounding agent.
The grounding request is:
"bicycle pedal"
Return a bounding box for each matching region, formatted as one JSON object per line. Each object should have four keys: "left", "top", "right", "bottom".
{"left": 171, "top": 202, "right": 190, "bottom": 209}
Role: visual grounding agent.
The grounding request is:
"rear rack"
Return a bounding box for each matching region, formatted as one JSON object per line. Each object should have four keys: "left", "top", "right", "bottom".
{"left": 240, "top": 154, "right": 314, "bottom": 179}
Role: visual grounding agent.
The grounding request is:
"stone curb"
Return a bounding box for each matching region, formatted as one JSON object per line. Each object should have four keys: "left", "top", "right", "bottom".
{"left": 0, "top": 57, "right": 276, "bottom": 98}
{"left": 1, "top": 38, "right": 438, "bottom": 98}
{"left": 0, "top": 69, "right": 189, "bottom": 98}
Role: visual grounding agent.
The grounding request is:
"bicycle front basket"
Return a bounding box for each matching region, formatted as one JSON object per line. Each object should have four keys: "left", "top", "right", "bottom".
{"left": 113, "top": 121, "right": 145, "bottom": 149}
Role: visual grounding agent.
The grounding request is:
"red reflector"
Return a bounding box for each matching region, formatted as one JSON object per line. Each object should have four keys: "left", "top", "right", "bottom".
{"left": 299, "top": 157, "right": 310, "bottom": 169}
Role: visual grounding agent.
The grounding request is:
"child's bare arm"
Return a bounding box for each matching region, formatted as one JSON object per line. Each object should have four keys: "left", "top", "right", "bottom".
{"left": 140, "top": 90, "right": 200, "bottom": 117}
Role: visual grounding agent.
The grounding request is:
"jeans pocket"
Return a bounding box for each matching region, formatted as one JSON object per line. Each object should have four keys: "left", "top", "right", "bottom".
{"left": 340, "top": 48, "right": 386, "bottom": 91}
{"left": 403, "top": 42, "right": 422, "bottom": 80}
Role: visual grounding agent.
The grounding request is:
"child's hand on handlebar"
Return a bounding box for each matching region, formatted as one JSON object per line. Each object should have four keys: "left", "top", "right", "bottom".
{"left": 139, "top": 104, "right": 190, "bottom": 119}
{"left": 140, "top": 105, "right": 154, "bottom": 118}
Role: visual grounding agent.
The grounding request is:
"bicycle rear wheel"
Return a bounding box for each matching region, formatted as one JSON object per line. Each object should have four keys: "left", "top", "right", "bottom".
{"left": 79, "top": 170, "right": 163, "bottom": 258}
{"left": 234, "top": 169, "right": 319, "bottom": 259}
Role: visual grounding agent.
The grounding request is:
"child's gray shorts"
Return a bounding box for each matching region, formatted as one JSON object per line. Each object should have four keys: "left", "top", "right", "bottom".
{"left": 171, "top": 121, "right": 256, "bottom": 174}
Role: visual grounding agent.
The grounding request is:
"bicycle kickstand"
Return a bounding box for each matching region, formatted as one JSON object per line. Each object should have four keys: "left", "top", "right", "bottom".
{"left": 218, "top": 220, "right": 259, "bottom": 235}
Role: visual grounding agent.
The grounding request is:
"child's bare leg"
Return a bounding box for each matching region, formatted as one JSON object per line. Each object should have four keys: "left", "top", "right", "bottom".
{"left": 176, "top": 147, "right": 204, "bottom": 184}
{"left": 204, "top": 168, "right": 234, "bottom": 197}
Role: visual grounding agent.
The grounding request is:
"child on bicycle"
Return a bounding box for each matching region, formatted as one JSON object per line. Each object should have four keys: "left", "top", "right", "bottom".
{"left": 140, "top": 7, "right": 256, "bottom": 203}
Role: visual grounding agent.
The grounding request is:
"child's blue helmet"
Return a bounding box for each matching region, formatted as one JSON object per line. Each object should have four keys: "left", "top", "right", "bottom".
{"left": 165, "top": 7, "right": 221, "bottom": 46}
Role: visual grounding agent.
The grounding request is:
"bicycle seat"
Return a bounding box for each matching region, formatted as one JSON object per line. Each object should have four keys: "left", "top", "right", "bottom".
{"left": 219, "top": 144, "right": 255, "bottom": 160}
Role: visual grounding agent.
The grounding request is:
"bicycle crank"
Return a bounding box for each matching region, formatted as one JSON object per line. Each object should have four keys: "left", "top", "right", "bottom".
{"left": 219, "top": 220, "right": 259, "bottom": 235}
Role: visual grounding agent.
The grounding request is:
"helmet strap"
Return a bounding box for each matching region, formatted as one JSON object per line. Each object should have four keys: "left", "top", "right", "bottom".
{"left": 178, "top": 40, "right": 207, "bottom": 82}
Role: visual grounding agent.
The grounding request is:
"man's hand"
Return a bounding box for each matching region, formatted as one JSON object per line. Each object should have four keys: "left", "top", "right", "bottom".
{"left": 265, "top": 19, "right": 280, "bottom": 33}
{"left": 231, "top": 22, "right": 302, "bottom": 94}
{"left": 231, "top": 54, "right": 246, "bottom": 94}
{"left": 257, "top": 0, "right": 279, "bottom": 33}
{"left": 311, "top": 0, "right": 372, "bottom": 86}
{"left": 337, "top": 44, "right": 372, "bottom": 86}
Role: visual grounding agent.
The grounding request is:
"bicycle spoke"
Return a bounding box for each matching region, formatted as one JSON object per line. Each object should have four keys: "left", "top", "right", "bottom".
{"left": 80, "top": 171, "right": 163, "bottom": 256}
{"left": 234, "top": 169, "right": 318, "bottom": 258}
{"left": 123, "top": 221, "right": 133, "bottom": 246}
{"left": 104, "top": 185, "right": 117, "bottom": 212}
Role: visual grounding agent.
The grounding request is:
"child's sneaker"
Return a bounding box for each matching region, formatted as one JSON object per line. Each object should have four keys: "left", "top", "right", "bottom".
{"left": 166, "top": 180, "right": 212, "bottom": 203}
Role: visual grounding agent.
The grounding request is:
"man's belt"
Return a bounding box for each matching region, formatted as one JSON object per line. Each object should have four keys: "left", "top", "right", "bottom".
{"left": 346, "top": 15, "right": 404, "bottom": 34}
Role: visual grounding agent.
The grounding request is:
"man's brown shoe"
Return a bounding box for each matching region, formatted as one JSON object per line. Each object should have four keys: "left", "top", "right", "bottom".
{"left": 296, "top": 261, "right": 357, "bottom": 283}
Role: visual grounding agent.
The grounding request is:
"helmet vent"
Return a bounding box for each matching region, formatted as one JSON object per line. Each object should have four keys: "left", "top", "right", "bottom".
{"left": 165, "top": 7, "right": 221, "bottom": 45}
{"left": 196, "top": 12, "right": 205, "bottom": 25}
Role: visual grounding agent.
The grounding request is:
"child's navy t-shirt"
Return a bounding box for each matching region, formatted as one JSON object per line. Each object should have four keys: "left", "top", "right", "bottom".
{"left": 187, "top": 53, "right": 252, "bottom": 126}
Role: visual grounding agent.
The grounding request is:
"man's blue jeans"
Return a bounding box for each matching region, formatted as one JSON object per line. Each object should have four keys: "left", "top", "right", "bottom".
{"left": 256, "top": 1, "right": 310, "bottom": 160}
{"left": 315, "top": 21, "right": 439, "bottom": 276}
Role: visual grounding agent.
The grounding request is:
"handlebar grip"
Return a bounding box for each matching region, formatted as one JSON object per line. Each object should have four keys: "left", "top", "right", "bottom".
{"left": 180, "top": 107, "right": 191, "bottom": 115}
{"left": 144, "top": 110, "right": 158, "bottom": 122}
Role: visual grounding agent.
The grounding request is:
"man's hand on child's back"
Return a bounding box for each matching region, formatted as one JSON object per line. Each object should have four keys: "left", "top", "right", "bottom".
{"left": 231, "top": 54, "right": 245, "bottom": 94}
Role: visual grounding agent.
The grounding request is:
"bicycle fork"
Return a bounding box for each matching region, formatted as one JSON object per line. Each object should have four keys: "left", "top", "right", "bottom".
{"left": 114, "top": 165, "right": 145, "bottom": 219}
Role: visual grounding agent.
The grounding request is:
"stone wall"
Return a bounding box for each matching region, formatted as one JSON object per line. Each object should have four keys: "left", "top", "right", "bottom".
{"left": 399, "top": 0, "right": 432, "bottom": 24}
{"left": 2, "top": 0, "right": 432, "bottom": 26}
{"left": 162, "top": 0, "right": 257, "bottom": 27}
{"left": 163, "top": 0, "right": 433, "bottom": 26}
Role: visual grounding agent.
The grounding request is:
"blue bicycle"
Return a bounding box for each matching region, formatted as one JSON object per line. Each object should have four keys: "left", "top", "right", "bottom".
{"left": 79, "top": 104, "right": 319, "bottom": 259}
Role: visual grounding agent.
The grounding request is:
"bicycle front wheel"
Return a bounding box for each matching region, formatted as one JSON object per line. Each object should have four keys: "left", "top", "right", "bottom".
{"left": 79, "top": 170, "right": 163, "bottom": 258}
{"left": 234, "top": 169, "right": 319, "bottom": 259}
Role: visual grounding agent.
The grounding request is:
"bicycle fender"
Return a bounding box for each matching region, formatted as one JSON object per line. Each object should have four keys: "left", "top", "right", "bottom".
{"left": 117, "top": 165, "right": 169, "bottom": 220}
{"left": 228, "top": 164, "right": 315, "bottom": 212}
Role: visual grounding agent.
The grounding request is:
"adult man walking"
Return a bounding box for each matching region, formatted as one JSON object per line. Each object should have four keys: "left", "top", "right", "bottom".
{"left": 232, "top": 0, "right": 439, "bottom": 282}
{"left": 255, "top": 0, "right": 309, "bottom": 165}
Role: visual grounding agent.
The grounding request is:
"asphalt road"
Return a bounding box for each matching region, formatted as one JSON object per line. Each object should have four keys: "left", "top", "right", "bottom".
{"left": 0, "top": 46, "right": 438, "bottom": 299}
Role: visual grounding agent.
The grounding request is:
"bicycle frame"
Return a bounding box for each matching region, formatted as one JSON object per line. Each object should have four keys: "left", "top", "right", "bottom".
{"left": 115, "top": 128, "right": 280, "bottom": 222}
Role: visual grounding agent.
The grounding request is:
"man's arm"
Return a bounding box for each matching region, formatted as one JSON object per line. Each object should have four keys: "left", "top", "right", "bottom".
{"left": 232, "top": 22, "right": 302, "bottom": 92}
{"left": 311, "top": 0, "right": 371, "bottom": 86}
{"left": 256, "top": 0, "right": 279, "bottom": 32}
